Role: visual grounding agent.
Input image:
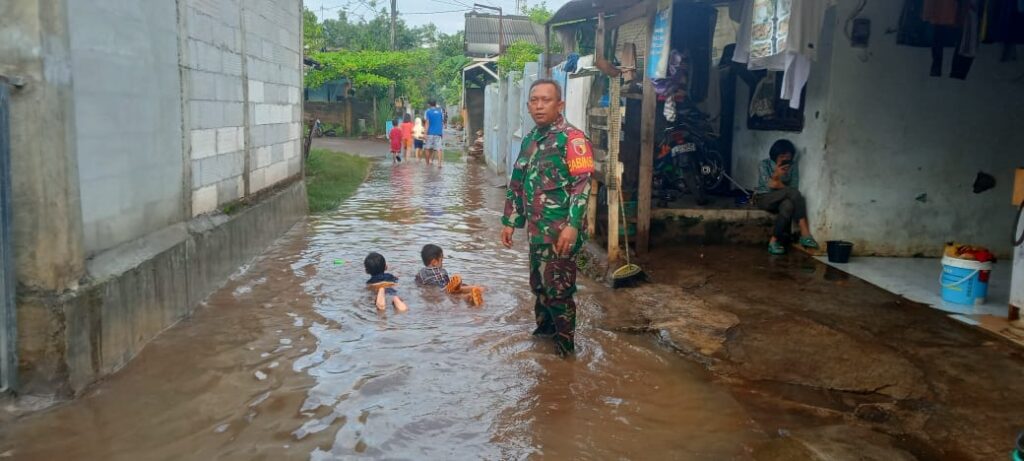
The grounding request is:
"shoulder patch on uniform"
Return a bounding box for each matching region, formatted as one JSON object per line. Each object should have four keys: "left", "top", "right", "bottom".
{"left": 565, "top": 130, "right": 595, "bottom": 176}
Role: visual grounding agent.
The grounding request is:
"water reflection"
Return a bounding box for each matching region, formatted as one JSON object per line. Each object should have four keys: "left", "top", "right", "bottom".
{"left": 0, "top": 157, "right": 765, "bottom": 461}
{"left": 295, "top": 159, "right": 763, "bottom": 459}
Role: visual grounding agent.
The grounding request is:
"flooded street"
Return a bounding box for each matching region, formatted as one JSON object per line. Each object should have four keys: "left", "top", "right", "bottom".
{"left": 0, "top": 146, "right": 764, "bottom": 460}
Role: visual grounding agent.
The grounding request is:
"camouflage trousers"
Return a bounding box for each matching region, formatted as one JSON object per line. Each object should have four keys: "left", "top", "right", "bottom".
{"left": 529, "top": 243, "right": 578, "bottom": 355}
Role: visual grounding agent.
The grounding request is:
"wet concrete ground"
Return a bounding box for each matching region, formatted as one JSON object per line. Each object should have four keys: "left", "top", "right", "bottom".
{"left": 1, "top": 138, "right": 1021, "bottom": 460}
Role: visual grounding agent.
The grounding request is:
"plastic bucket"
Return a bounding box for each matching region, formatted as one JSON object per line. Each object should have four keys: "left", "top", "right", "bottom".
{"left": 826, "top": 241, "right": 853, "bottom": 263}
{"left": 940, "top": 256, "right": 992, "bottom": 305}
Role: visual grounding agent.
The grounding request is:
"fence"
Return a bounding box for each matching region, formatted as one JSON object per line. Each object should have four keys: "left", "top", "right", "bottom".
{"left": 478, "top": 58, "right": 593, "bottom": 180}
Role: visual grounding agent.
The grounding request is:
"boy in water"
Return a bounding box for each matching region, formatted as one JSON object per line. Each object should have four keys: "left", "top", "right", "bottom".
{"left": 415, "top": 244, "right": 483, "bottom": 306}
{"left": 365, "top": 252, "right": 408, "bottom": 311}
{"left": 388, "top": 119, "right": 403, "bottom": 164}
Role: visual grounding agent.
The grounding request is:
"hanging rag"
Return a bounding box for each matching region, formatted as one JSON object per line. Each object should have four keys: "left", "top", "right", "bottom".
{"left": 564, "top": 53, "right": 581, "bottom": 73}
{"left": 663, "top": 99, "right": 677, "bottom": 122}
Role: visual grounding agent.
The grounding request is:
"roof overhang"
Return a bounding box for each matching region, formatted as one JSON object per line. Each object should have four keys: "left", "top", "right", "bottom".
{"left": 548, "top": 0, "right": 647, "bottom": 24}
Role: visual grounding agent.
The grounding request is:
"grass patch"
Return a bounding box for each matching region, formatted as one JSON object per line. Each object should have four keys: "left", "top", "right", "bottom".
{"left": 443, "top": 150, "right": 463, "bottom": 162}
{"left": 305, "top": 148, "right": 371, "bottom": 212}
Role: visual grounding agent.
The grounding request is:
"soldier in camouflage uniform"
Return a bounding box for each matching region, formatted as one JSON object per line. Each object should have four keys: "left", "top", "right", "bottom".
{"left": 501, "top": 79, "right": 594, "bottom": 356}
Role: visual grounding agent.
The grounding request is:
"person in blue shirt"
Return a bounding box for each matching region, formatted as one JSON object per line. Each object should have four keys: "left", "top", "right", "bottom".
{"left": 423, "top": 100, "right": 445, "bottom": 167}
{"left": 755, "top": 139, "right": 819, "bottom": 255}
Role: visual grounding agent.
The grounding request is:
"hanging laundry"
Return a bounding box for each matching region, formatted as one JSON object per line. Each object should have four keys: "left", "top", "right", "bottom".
{"left": 898, "top": 0, "right": 960, "bottom": 47}
{"left": 923, "top": 0, "right": 959, "bottom": 25}
{"left": 982, "top": 0, "right": 1024, "bottom": 46}
{"left": 899, "top": 0, "right": 983, "bottom": 77}
{"left": 952, "top": 0, "right": 980, "bottom": 79}
{"left": 733, "top": 0, "right": 833, "bottom": 109}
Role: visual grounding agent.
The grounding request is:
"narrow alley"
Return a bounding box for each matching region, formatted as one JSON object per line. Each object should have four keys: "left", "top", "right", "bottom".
{"left": 0, "top": 142, "right": 766, "bottom": 460}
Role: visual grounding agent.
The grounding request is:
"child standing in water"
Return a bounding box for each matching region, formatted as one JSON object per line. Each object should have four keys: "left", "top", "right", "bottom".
{"left": 365, "top": 252, "right": 408, "bottom": 311}
{"left": 388, "top": 119, "right": 403, "bottom": 163}
{"left": 413, "top": 116, "right": 425, "bottom": 160}
{"left": 415, "top": 244, "right": 483, "bottom": 306}
{"left": 400, "top": 113, "right": 414, "bottom": 160}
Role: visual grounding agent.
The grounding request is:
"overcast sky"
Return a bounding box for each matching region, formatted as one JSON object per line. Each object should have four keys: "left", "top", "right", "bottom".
{"left": 304, "top": 0, "right": 571, "bottom": 35}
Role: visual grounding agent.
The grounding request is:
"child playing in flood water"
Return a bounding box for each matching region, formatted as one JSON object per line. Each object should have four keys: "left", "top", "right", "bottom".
{"left": 388, "top": 119, "right": 403, "bottom": 164}
{"left": 365, "top": 252, "right": 408, "bottom": 312}
{"left": 415, "top": 244, "right": 483, "bottom": 306}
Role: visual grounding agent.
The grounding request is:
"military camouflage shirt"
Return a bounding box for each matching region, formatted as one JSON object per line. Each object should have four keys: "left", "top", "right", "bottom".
{"left": 502, "top": 117, "right": 594, "bottom": 245}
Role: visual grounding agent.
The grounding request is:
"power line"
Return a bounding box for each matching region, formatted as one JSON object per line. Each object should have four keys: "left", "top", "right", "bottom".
{"left": 428, "top": 0, "right": 473, "bottom": 9}
{"left": 403, "top": 8, "right": 472, "bottom": 14}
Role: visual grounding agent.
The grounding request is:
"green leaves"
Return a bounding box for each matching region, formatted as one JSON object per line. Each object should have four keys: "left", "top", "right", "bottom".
{"left": 522, "top": 1, "right": 554, "bottom": 24}
{"left": 305, "top": 49, "right": 431, "bottom": 90}
{"left": 302, "top": 12, "right": 470, "bottom": 107}
{"left": 303, "top": 8, "right": 325, "bottom": 52}
{"left": 497, "top": 41, "right": 543, "bottom": 80}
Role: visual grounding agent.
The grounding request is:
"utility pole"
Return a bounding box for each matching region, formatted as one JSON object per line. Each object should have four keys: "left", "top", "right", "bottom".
{"left": 389, "top": 0, "right": 397, "bottom": 113}
{"left": 474, "top": 3, "right": 503, "bottom": 55}
{"left": 517, "top": 0, "right": 526, "bottom": 14}
{"left": 390, "top": 0, "right": 397, "bottom": 50}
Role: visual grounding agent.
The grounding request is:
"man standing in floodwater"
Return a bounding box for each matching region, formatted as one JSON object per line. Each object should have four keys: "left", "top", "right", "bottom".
{"left": 500, "top": 79, "right": 595, "bottom": 356}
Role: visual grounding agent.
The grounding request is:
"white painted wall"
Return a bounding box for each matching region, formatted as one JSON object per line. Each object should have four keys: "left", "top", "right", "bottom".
{"left": 69, "top": 0, "right": 185, "bottom": 256}
{"left": 731, "top": 0, "right": 1024, "bottom": 257}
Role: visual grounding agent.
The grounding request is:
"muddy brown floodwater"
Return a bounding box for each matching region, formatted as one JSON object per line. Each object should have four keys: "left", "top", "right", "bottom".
{"left": 0, "top": 154, "right": 769, "bottom": 460}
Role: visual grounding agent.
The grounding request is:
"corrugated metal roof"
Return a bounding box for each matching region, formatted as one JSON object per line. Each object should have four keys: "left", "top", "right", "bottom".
{"left": 464, "top": 13, "right": 545, "bottom": 57}
{"left": 549, "top": 0, "right": 645, "bottom": 24}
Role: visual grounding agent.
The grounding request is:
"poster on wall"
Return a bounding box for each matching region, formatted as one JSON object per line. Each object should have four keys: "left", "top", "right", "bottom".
{"left": 647, "top": 2, "right": 673, "bottom": 79}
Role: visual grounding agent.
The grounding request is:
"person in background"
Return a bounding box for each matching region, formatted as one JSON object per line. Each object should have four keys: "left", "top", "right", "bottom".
{"left": 400, "top": 113, "right": 414, "bottom": 161}
{"left": 754, "top": 139, "right": 819, "bottom": 255}
{"left": 413, "top": 116, "right": 425, "bottom": 160}
{"left": 424, "top": 100, "right": 445, "bottom": 167}
{"left": 388, "top": 118, "right": 403, "bottom": 164}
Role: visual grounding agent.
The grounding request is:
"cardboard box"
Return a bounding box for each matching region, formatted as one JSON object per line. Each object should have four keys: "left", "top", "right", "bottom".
{"left": 1015, "top": 167, "right": 1024, "bottom": 206}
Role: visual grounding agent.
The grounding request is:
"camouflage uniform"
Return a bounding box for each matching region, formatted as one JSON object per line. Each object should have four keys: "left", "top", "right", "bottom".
{"left": 502, "top": 117, "right": 594, "bottom": 355}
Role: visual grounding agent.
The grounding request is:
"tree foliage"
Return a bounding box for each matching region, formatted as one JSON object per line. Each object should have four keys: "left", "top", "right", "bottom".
{"left": 303, "top": 8, "right": 325, "bottom": 52}
{"left": 321, "top": 8, "right": 431, "bottom": 52}
{"left": 522, "top": 1, "right": 554, "bottom": 25}
{"left": 303, "top": 8, "right": 469, "bottom": 108}
{"left": 306, "top": 49, "right": 428, "bottom": 89}
{"left": 497, "top": 40, "right": 543, "bottom": 78}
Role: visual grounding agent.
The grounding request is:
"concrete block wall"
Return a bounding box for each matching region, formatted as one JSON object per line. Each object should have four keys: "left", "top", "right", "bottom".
{"left": 185, "top": 0, "right": 248, "bottom": 216}
{"left": 67, "top": 1, "right": 186, "bottom": 256}
{"left": 243, "top": 0, "right": 303, "bottom": 194}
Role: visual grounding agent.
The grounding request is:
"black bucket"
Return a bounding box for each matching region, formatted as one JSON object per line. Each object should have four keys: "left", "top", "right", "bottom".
{"left": 826, "top": 240, "right": 854, "bottom": 263}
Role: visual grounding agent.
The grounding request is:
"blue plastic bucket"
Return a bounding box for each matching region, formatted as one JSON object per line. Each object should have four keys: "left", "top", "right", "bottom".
{"left": 940, "top": 256, "right": 992, "bottom": 305}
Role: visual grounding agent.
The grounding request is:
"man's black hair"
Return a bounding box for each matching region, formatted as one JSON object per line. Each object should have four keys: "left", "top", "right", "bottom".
{"left": 529, "top": 79, "right": 563, "bottom": 101}
{"left": 403, "top": 113, "right": 412, "bottom": 123}
{"left": 392, "top": 118, "right": 400, "bottom": 127}
{"left": 428, "top": 99, "right": 437, "bottom": 107}
{"left": 420, "top": 244, "right": 443, "bottom": 265}
{"left": 769, "top": 139, "right": 796, "bottom": 162}
{"left": 364, "top": 252, "right": 386, "bottom": 276}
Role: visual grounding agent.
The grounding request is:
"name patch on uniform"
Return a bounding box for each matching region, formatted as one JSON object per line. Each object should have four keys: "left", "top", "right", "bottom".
{"left": 566, "top": 132, "right": 595, "bottom": 176}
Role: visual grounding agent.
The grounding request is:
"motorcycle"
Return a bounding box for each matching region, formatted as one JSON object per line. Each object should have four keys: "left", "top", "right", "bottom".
{"left": 653, "top": 104, "right": 725, "bottom": 207}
